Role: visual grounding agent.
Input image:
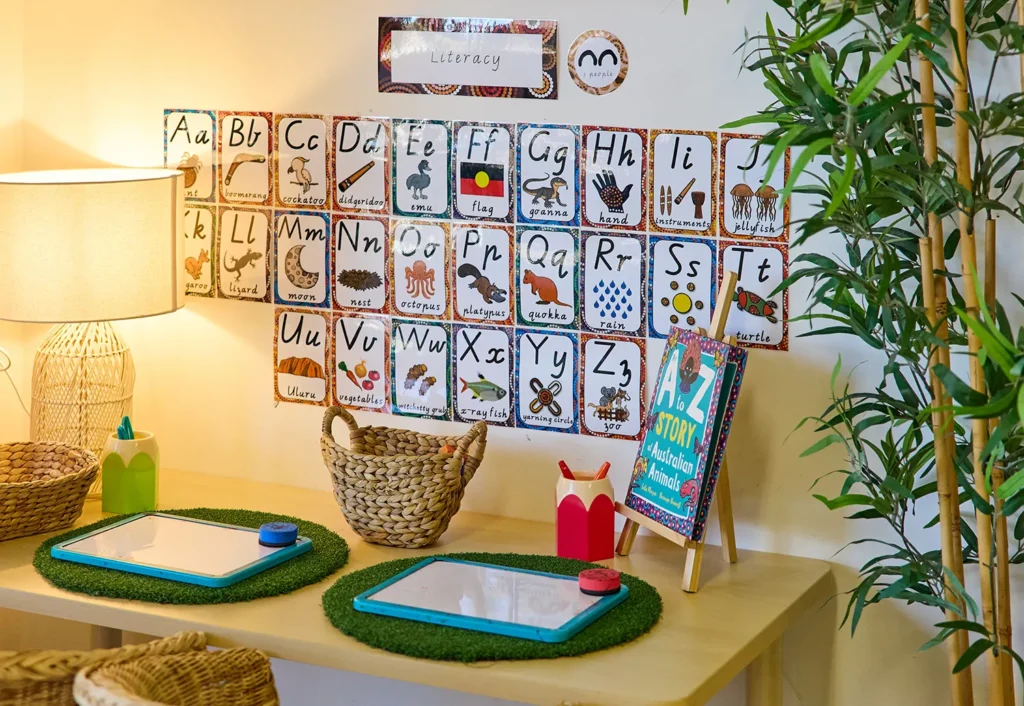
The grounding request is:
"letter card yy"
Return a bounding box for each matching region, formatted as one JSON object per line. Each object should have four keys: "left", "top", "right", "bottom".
{"left": 623, "top": 328, "right": 746, "bottom": 541}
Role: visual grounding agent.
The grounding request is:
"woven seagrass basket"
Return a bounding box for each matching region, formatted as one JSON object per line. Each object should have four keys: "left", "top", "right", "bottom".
{"left": 73, "top": 647, "right": 278, "bottom": 706}
{"left": 0, "top": 442, "right": 99, "bottom": 542}
{"left": 0, "top": 631, "right": 206, "bottom": 706}
{"left": 320, "top": 406, "right": 487, "bottom": 548}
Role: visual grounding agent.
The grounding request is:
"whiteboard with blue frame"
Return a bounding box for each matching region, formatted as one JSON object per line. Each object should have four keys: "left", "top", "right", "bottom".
{"left": 353, "top": 556, "right": 629, "bottom": 643}
{"left": 50, "top": 513, "right": 312, "bottom": 588}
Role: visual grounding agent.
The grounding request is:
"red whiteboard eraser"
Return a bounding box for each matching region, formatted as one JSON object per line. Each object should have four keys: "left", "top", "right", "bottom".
{"left": 578, "top": 568, "right": 621, "bottom": 596}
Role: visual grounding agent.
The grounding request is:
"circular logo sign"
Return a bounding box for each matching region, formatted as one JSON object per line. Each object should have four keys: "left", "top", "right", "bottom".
{"left": 568, "top": 30, "right": 628, "bottom": 95}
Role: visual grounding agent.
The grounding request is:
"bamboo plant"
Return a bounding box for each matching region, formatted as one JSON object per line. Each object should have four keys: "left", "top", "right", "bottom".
{"left": 722, "top": 0, "right": 1024, "bottom": 701}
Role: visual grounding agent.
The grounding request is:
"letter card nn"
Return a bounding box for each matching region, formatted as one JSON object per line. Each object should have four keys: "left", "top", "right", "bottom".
{"left": 623, "top": 328, "right": 746, "bottom": 540}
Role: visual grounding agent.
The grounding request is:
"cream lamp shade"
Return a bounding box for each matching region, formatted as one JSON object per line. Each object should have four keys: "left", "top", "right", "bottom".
{"left": 0, "top": 168, "right": 185, "bottom": 323}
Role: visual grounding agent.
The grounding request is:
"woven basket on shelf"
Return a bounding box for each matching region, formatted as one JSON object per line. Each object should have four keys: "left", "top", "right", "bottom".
{"left": 73, "top": 648, "right": 278, "bottom": 706}
{"left": 0, "top": 631, "right": 206, "bottom": 706}
{"left": 320, "top": 406, "right": 487, "bottom": 548}
{"left": 0, "top": 442, "right": 99, "bottom": 542}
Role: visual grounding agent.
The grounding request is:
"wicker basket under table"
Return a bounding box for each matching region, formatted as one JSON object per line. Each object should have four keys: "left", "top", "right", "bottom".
{"left": 320, "top": 406, "right": 487, "bottom": 548}
{"left": 0, "top": 442, "right": 98, "bottom": 542}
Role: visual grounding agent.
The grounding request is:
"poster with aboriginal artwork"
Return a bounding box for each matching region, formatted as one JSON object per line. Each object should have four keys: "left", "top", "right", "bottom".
{"left": 720, "top": 241, "right": 788, "bottom": 351}
{"left": 648, "top": 130, "right": 716, "bottom": 236}
{"left": 218, "top": 111, "right": 273, "bottom": 206}
{"left": 333, "top": 312, "right": 390, "bottom": 413}
{"left": 515, "top": 329, "right": 579, "bottom": 433}
{"left": 274, "top": 307, "right": 331, "bottom": 406}
{"left": 392, "top": 319, "right": 451, "bottom": 419}
{"left": 333, "top": 116, "right": 390, "bottom": 214}
{"left": 275, "top": 114, "right": 330, "bottom": 210}
{"left": 333, "top": 216, "right": 389, "bottom": 314}
{"left": 648, "top": 236, "right": 716, "bottom": 338}
{"left": 165, "top": 109, "right": 216, "bottom": 202}
{"left": 719, "top": 133, "right": 789, "bottom": 240}
{"left": 452, "top": 324, "right": 514, "bottom": 426}
{"left": 378, "top": 17, "right": 558, "bottom": 100}
{"left": 580, "top": 334, "right": 645, "bottom": 440}
{"left": 453, "top": 122, "right": 514, "bottom": 223}
{"left": 581, "top": 126, "right": 647, "bottom": 231}
{"left": 452, "top": 224, "right": 513, "bottom": 325}
{"left": 182, "top": 204, "right": 216, "bottom": 299}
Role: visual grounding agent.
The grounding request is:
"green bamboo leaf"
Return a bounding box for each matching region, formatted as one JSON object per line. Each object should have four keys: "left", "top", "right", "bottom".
{"left": 934, "top": 364, "right": 987, "bottom": 406}
{"left": 778, "top": 137, "right": 835, "bottom": 204}
{"left": 719, "top": 114, "right": 789, "bottom": 129}
{"left": 830, "top": 354, "right": 843, "bottom": 390}
{"left": 848, "top": 35, "right": 914, "bottom": 106}
{"left": 813, "top": 493, "right": 876, "bottom": 510}
{"left": 809, "top": 53, "right": 837, "bottom": 97}
{"left": 801, "top": 433, "right": 845, "bottom": 457}
{"left": 954, "top": 639, "right": 994, "bottom": 673}
{"left": 996, "top": 469, "right": 1024, "bottom": 500}
{"left": 825, "top": 147, "right": 857, "bottom": 218}
{"left": 762, "top": 126, "right": 804, "bottom": 183}
{"left": 959, "top": 311, "right": 1015, "bottom": 374}
{"left": 787, "top": 12, "right": 847, "bottom": 55}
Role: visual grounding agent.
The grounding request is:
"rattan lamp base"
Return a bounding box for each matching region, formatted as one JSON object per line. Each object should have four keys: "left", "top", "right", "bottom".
{"left": 30, "top": 321, "right": 134, "bottom": 495}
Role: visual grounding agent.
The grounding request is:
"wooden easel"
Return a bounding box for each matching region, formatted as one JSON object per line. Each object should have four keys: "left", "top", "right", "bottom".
{"left": 615, "top": 270, "right": 740, "bottom": 593}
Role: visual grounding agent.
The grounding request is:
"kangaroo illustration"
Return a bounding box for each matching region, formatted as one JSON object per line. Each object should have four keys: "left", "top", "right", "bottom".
{"left": 522, "top": 174, "right": 568, "bottom": 208}
{"left": 523, "top": 270, "right": 571, "bottom": 307}
{"left": 184, "top": 249, "right": 209, "bottom": 280}
{"left": 406, "top": 159, "right": 432, "bottom": 200}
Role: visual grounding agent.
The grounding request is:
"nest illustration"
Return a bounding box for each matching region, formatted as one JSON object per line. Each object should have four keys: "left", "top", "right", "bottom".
{"left": 338, "top": 269, "right": 383, "bottom": 291}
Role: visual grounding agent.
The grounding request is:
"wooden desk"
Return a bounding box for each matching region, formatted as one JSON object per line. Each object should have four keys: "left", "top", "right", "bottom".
{"left": 0, "top": 470, "right": 831, "bottom": 706}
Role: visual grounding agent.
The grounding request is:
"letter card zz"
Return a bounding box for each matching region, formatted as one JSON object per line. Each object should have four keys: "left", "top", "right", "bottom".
{"left": 623, "top": 328, "right": 746, "bottom": 541}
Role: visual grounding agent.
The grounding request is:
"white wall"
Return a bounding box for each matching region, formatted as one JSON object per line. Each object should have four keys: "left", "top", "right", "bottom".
{"left": 7, "top": 0, "right": 1007, "bottom": 703}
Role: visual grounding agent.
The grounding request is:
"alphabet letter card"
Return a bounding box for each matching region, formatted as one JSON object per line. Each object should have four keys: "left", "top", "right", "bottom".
{"left": 648, "top": 236, "right": 716, "bottom": 338}
{"left": 218, "top": 208, "right": 271, "bottom": 302}
{"left": 516, "top": 226, "right": 579, "bottom": 329}
{"left": 392, "top": 319, "right": 451, "bottom": 419}
{"left": 581, "top": 126, "right": 647, "bottom": 231}
{"left": 648, "top": 129, "right": 716, "bottom": 236}
{"left": 165, "top": 109, "right": 216, "bottom": 202}
{"left": 274, "top": 308, "right": 331, "bottom": 406}
{"left": 275, "top": 114, "right": 330, "bottom": 210}
{"left": 517, "top": 124, "right": 579, "bottom": 226}
{"left": 453, "top": 224, "right": 513, "bottom": 325}
{"left": 624, "top": 328, "right": 747, "bottom": 541}
{"left": 219, "top": 111, "right": 273, "bottom": 206}
{"left": 333, "top": 116, "right": 390, "bottom": 214}
{"left": 393, "top": 120, "right": 451, "bottom": 219}
{"left": 453, "top": 122, "right": 514, "bottom": 223}
{"left": 452, "top": 324, "right": 513, "bottom": 426}
{"left": 515, "top": 329, "right": 578, "bottom": 433}
{"left": 391, "top": 220, "right": 450, "bottom": 320}
{"left": 719, "top": 132, "right": 788, "bottom": 240}
{"left": 333, "top": 216, "right": 389, "bottom": 313}
{"left": 581, "top": 231, "right": 645, "bottom": 336}
{"left": 720, "top": 241, "right": 788, "bottom": 350}
{"left": 182, "top": 204, "right": 216, "bottom": 298}
{"left": 580, "top": 334, "right": 645, "bottom": 440}
{"left": 275, "top": 211, "right": 330, "bottom": 308}
{"left": 333, "top": 312, "right": 390, "bottom": 412}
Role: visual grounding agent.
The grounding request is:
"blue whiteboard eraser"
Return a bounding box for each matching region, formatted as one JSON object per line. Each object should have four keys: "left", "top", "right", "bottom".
{"left": 259, "top": 522, "right": 298, "bottom": 547}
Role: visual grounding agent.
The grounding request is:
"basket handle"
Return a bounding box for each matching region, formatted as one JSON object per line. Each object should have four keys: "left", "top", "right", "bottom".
{"left": 454, "top": 420, "right": 488, "bottom": 462}
{"left": 322, "top": 406, "right": 359, "bottom": 442}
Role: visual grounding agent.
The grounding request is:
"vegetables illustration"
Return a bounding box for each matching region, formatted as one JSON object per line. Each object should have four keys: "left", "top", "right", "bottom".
{"left": 354, "top": 360, "right": 368, "bottom": 378}
{"left": 338, "top": 361, "right": 360, "bottom": 389}
{"left": 362, "top": 380, "right": 374, "bottom": 391}
{"left": 368, "top": 370, "right": 380, "bottom": 381}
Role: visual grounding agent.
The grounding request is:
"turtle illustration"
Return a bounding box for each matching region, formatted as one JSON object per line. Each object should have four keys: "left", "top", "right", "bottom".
{"left": 733, "top": 286, "right": 778, "bottom": 324}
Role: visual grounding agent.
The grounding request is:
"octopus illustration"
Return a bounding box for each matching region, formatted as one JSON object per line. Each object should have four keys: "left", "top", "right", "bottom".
{"left": 405, "top": 260, "right": 435, "bottom": 299}
{"left": 730, "top": 183, "right": 754, "bottom": 221}
{"left": 755, "top": 184, "right": 778, "bottom": 223}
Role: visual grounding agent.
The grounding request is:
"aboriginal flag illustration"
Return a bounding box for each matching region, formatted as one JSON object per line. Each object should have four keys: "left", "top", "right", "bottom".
{"left": 459, "top": 162, "right": 505, "bottom": 197}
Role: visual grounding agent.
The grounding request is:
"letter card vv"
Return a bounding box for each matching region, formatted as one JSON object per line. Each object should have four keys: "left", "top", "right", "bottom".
{"left": 623, "top": 328, "right": 746, "bottom": 541}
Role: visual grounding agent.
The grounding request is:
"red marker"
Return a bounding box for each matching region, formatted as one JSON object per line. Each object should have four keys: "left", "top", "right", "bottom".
{"left": 558, "top": 460, "right": 575, "bottom": 480}
{"left": 594, "top": 462, "right": 611, "bottom": 480}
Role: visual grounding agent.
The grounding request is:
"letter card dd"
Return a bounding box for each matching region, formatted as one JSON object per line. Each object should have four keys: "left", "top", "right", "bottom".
{"left": 623, "top": 329, "right": 746, "bottom": 540}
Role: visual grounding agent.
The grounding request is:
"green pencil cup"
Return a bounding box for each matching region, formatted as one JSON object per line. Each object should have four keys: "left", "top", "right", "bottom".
{"left": 100, "top": 430, "right": 159, "bottom": 514}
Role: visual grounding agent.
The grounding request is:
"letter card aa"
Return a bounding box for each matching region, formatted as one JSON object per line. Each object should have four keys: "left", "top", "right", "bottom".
{"left": 580, "top": 335, "right": 645, "bottom": 440}
{"left": 515, "top": 329, "right": 578, "bottom": 433}
{"left": 453, "top": 121, "right": 514, "bottom": 223}
{"left": 624, "top": 329, "right": 746, "bottom": 539}
{"left": 274, "top": 308, "right": 331, "bottom": 406}
{"left": 392, "top": 319, "right": 451, "bottom": 419}
{"left": 452, "top": 325, "right": 513, "bottom": 426}
{"left": 333, "top": 313, "right": 389, "bottom": 412}
{"left": 165, "top": 109, "right": 216, "bottom": 202}
{"left": 333, "top": 116, "right": 389, "bottom": 214}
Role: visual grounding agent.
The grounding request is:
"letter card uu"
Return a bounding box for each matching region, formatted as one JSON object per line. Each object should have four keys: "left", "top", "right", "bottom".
{"left": 623, "top": 328, "right": 746, "bottom": 541}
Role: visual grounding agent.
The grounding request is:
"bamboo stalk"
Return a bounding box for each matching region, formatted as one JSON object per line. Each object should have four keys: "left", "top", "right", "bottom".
{"left": 915, "top": 2, "right": 974, "bottom": 701}
{"left": 984, "top": 219, "right": 1014, "bottom": 706}
{"left": 950, "top": 0, "right": 1004, "bottom": 700}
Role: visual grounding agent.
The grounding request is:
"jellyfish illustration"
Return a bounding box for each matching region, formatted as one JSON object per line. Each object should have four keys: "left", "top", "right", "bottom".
{"left": 755, "top": 184, "right": 778, "bottom": 223}
{"left": 730, "top": 183, "right": 754, "bottom": 221}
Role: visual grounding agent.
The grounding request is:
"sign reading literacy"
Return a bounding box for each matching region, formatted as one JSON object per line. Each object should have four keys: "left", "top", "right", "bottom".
{"left": 379, "top": 17, "right": 558, "bottom": 100}
{"left": 624, "top": 328, "right": 746, "bottom": 540}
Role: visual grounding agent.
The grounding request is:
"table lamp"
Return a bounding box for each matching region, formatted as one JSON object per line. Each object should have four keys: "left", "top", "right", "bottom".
{"left": 0, "top": 169, "right": 185, "bottom": 472}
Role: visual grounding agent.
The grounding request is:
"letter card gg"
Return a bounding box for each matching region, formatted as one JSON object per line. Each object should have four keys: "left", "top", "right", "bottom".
{"left": 623, "top": 328, "right": 746, "bottom": 540}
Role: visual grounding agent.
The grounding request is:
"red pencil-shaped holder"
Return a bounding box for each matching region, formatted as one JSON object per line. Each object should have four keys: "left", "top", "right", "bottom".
{"left": 556, "top": 473, "right": 615, "bottom": 562}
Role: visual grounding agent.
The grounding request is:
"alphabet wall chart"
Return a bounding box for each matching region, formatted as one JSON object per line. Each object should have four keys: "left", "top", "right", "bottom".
{"left": 166, "top": 110, "right": 790, "bottom": 440}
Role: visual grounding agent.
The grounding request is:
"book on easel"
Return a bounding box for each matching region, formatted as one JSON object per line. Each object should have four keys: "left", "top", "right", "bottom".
{"left": 616, "top": 270, "right": 746, "bottom": 592}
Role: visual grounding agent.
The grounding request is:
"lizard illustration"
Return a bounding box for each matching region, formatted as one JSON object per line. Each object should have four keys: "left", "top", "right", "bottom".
{"left": 522, "top": 174, "right": 568, "bottom": 208}
{"left": 223, "top": 248, "right": 263, "bottom": 280}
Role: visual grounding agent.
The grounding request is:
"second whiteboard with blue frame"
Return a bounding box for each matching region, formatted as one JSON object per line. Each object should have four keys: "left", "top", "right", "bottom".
{"left": 50, "top": 513, "right": 312, "bottom": 588}
{"left": 352, "top": 557, "right": 629, "bottom": 643}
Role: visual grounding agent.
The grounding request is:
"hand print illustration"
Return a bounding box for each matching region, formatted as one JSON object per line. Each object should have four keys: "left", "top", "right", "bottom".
{"left": 592, "top": 170, "right": 633, "bottom": 213}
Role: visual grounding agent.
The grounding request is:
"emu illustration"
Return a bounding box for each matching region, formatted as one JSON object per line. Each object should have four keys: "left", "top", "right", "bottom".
{"left": 406, "top": 159, "right": 432, "bottom": 200}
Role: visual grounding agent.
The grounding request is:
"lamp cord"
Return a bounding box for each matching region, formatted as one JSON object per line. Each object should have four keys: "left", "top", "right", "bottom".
{"left": 0, "top": 346, "right": 30, "bottom": 417}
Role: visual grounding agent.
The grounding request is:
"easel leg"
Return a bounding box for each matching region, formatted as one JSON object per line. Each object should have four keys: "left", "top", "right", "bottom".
{"left": 717, "top": 457, "right": 738, "bottom": 564}
{"left": 90, "top": 625, "right": 122, "bottom": 649}
{"left": 616, "top": 519, "right": 640, "bottom": 556}
{"left": 682, "top": 542, "right": 704, "bottom": 593}
{"left": 746, "top": 637, "right": 783, "bottom": 706}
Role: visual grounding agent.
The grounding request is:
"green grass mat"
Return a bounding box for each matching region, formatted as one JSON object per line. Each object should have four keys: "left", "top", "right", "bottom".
{"left": 34, "top": 508, "right": 349, "bottom": 604}
{"left": 322, "top": 553, "right": 662, "bottom": 662}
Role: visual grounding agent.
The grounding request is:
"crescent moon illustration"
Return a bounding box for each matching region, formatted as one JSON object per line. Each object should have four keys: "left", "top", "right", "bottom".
{"left": 284, "top": 244, "right": 319, "bottom": 289}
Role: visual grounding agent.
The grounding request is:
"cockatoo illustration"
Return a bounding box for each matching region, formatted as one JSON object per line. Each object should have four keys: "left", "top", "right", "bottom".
{"left": 288, "top": 156, "right": 312, "bottom": 194}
